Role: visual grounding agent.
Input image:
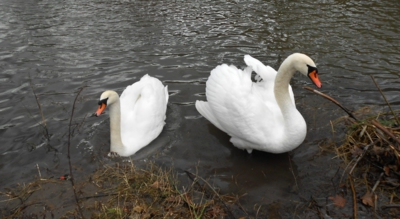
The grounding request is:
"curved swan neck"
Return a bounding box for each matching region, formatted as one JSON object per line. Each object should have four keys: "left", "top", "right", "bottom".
{"left": 273, "top": 56, "right": 307, "bottom": 150}
{"left": 108, "top": 98, "right": 124, "bottom": 152}
{"left": 274, "top": 59, "right": 296, "bottom": 114}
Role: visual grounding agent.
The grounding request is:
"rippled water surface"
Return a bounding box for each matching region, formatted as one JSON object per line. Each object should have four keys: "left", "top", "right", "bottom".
{"left": 1, "top": 0, "right": 400, "bottom": 217}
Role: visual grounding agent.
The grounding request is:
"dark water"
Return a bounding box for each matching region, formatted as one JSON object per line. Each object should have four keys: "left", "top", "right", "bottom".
{"left": 1, "top": 0, "right": 400, "bottom": 217}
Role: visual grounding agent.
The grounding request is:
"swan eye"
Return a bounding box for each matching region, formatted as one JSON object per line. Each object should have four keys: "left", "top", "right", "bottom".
{"left": 98, "top": 98, "right": 108, "bottom": 106}
{"left": 306, "top": 64, "right": 318, "bottom": 74}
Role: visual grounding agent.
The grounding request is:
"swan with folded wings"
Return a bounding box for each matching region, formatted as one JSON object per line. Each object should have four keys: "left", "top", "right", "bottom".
{"left": 95, "top": 74, "right": 168, "bottom": 157}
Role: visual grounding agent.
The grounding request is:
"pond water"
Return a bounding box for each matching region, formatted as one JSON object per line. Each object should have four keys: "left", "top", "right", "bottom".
{"left": 0, "top": 0, "right": 400, "bottom": 217}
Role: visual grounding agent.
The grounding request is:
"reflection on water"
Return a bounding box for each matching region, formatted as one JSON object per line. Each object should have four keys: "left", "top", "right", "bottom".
{"left": 0, "top": 0, "right": 400, "bottom": 217}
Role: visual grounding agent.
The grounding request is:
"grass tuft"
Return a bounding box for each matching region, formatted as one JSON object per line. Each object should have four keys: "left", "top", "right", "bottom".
{"left": 87, "top": 162, "right": 237, "bottom": 218}
{"left": 0, "top": 162, "right": 243, "bottom": 218}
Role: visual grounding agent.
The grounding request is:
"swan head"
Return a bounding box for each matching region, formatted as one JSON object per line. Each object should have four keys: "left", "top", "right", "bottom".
{"left": 95, "top": 90, "right": 119, "bottom": 117}
{"left": 288, "top": 53, "right": 322, "bottom": 88}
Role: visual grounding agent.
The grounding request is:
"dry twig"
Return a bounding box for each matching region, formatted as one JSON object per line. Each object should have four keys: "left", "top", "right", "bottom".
{"left": 303, "top": 86, "right": 359, "bottom": 121}
{"left": 348, "top": 174, "right": 358, "bottom": 219}
{"left": 370, "top": 75, "right": 400, "bottom": 125}
{"left": 67, "top": 86, "right": 86, "bottom": 219}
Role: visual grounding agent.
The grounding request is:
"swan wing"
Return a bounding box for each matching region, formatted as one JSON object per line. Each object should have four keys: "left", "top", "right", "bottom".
{"left": 196, "top": 64, "right": 284, "bottom": 149}
{"left": 119, "top": 74, "right": 168, "bottom": 154}
{"left": 244, "top": 55, "right": 295, "bottom": 105}
{"left": 195, "top": 100, "right": 225, "bottom": 132}
{"left": 244, "top": 55, "right": 277, "bottom": 82}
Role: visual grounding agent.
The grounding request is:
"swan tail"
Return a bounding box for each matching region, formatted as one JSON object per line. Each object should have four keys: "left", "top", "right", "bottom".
{"left": 244, "top": 55, "right": 277, "bottom": 81}
{"left": 195, "top": 100, "right": 226, "bottom": 132}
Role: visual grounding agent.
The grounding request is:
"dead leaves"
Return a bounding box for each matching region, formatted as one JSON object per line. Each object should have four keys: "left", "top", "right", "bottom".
{"left": 150, "top": 181, "right": 161, "bottom": 189}
{"left": 329, "top": 195, "right": 347, "bottom": 208}
{"left": 384, "top": 166, "right": 390, "bottom": 176}
{"left": 150, "top": 180, "right": 168, "bottom": 189}
{"left": 165, "top": 195, "right": 182, "bottom": 203}
{"left": 329, "top": 192, "right": 378, "bottom": 208}
{"left": 350, "top": 145, "right": 364, "bottom": 157}
{"left": 205, "top": 204, "right": 226, "bottom": 218}
{"left": 336, "top": 113, "right": 400, "bottom": 215}
{"left": 361, "top": 191, "right": 375, "bottom": 207}
{"left": 329, "top": 191, "right": 378, "bottom": 208}
{"left": 133, "top": 205, "right": 145, "bottom": 214}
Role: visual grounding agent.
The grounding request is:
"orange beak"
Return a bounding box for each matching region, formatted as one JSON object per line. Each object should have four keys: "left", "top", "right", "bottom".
{"left": 96, "top": 103, "right": 107, "bottom": 117}
{"left": 308, "top": 70, "right": 322, "bottom": 88}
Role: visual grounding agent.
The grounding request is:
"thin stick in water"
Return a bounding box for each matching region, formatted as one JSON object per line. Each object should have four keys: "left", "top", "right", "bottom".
{"left": 29, "top": 75, "right": 50, "bottom": 141}
{"left": 370, "top": 75, "right": 399, "bottom": 125}
{"left": 36, "top": 164, "right": 42, "bottom": 180}
{"left": 303, "top": 86, "right": 359, "bottom": 121}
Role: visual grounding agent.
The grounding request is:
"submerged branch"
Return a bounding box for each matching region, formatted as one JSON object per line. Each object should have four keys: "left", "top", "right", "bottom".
{"left": 370, "top": 75, "right": 400, "bottom": 125}
{"left": 29, "top": 75, "right": 50, "bottom": 141}
{"left": 303, "top": 86, "right": 359, "bottom": 121}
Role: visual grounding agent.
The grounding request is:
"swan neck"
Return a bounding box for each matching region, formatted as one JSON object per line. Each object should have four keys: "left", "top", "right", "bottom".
{"left": 273, "top": 59, "right": 307, "bottom": 150}
{"left": 109, "top": 98, "right": 124, "bottom": 152}
{"left": 274, "top": 61, "right": 296, "bottom": 113}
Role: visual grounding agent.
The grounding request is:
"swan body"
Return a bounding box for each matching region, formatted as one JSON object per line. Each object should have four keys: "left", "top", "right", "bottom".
{"left": 95, "top": 74, "right": 169, "bottom": 157}
{"left": 195, "top": 53, "right": 322, "bottom": 154}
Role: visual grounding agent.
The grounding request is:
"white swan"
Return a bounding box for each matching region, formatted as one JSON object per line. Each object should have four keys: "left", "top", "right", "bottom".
{"left": 95, "top": 74, "right": 169, "bottom": 157}
{"left": 195, "top": 53, "right": 322, "bottom": 154}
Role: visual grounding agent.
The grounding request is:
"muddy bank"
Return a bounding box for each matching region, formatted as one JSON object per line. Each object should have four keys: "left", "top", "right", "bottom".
{"left": 2, "top": 114, "right": 399, "bottom": 219}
